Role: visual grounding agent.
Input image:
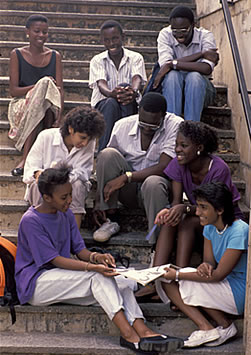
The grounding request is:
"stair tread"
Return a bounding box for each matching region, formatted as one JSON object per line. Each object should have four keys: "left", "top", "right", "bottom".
{"left": 0, "top": 331, "right": 244, "bottom": 354}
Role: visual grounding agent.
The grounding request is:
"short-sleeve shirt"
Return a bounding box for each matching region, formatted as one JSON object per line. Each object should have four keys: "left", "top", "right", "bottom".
{"left": 15, "top": 207, "right": 86, "bottom": 304}
{"left": 204, "top": 219, "right": 249, "bottom": 314}
{"left": 164, "top": 155, "right": 242, "bottom": 218}
{"left": 107, "top": 113, "right": 183, "bottom": 171}
{"left": 89, "top": 47, "right": 147, "bottom": 107}
{"left": 157, "top": 26, "right": 217, "bottom": 73}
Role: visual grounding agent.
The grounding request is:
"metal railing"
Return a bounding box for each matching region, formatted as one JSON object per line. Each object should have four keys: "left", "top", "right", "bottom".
{"left": 220, "top": 0, "right": 251, "bottom": 140}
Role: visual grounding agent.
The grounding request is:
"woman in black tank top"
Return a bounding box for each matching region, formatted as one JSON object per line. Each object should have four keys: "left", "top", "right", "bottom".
{"left": 8, "top": 14, "right": 64, "bottom": 176}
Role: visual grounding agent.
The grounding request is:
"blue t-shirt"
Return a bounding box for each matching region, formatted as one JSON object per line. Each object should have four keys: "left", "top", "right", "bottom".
{"left": 15, "top": 206, "right": 86, "bottom": 304}
{"left": 204, "top": 219, "right": 249, "bottom": 314}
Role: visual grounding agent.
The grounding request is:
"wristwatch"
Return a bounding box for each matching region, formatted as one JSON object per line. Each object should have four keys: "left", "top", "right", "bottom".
{"left": 186, "top": 205, "right": 191, "bottom": 214}
{"left": 172, "top": 59, "right": 178, "bottom": 70}
{"left": 125, "top": 171, "right": 133, "bottom": 183}
{"left": 133, "top": 88, "right": 140, "bottom": 98}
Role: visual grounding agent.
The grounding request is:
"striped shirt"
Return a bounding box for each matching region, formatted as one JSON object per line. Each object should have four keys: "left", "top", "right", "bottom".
{"left": 107, "top": 113, "right": 183, "bottom": 171}
{"left": 157, "top": 26, "right": 217, "bottom": 72}
{"left": 89, "top": 47, "right": 147, "bottom": 107}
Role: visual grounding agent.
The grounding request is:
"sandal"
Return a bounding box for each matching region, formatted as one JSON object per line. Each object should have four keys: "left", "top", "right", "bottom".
{"left": 11, "top": 167, "right": 24, "bottom": 176}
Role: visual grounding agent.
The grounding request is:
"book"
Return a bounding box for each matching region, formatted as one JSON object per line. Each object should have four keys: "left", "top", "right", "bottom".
{"left": 115, "top": 264, "right": 180, "bottom": 286}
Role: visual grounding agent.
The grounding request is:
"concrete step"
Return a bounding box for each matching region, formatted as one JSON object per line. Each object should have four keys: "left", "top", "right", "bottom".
{"left": 0, "top": 332, "right": 244, "bottom": 355}
{"left": 0, "top": 10, "right": 169, "bottom": 31}
{"left": 0, "top": 25, "right": 159, "bottom": 48}
{"left": 1, "top": 0, "right": 195, "bottom": 17}
{"left": 0, "top": 302, "right": 244, "bottom": 338}
{"left": 0, "top": 40, "right": 158, "bottom": 63}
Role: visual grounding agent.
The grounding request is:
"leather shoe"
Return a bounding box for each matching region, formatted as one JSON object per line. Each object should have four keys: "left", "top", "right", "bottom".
{"left": 120, "top": 336, "right": 158, "bottom": 354}
{"left": 11, "top": 167, "right": 24, "bottom": 176}
{"left": 140, "top": 334, "right": 184, "bottom": 352}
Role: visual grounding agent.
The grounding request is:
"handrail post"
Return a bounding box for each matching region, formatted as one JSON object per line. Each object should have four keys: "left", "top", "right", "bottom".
{"left": 220, "top": 0, "right": 251, "bottom": 140}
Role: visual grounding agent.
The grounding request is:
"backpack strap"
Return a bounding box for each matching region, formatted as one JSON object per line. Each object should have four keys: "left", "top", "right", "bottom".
{"left": 0, "top": 237, "right": 17, "bottom": 260}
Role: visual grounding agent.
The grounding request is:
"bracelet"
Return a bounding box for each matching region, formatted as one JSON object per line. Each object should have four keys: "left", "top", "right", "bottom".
{"left": 89, "top": 252, "right": 97, "bottom": 263}
{"left": 175, "top": 270, "right": 180, "bottom": 282}
{"left": 86, "top": 262, "right": 90, "bottom": 271}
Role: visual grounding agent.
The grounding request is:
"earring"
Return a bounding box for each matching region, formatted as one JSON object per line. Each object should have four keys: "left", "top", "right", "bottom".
{"left": 197, "top": 150, "right": 200, "bottom": 156}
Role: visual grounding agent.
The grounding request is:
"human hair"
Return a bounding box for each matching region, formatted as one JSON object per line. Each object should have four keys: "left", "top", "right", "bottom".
{"left": 193, "top": 182, "right": 235, "bottom": 226}
{"left": 38, "top": 165, "right": 71, "bottom": 197}
{"left": 26, "top": 14, "right": 48, "bottom": 29}
{"left": 178, "top": 121, "right": 218, "bottom": 154}
{"left": 100, "top": 20, "right": 123, "bottom": 35}
{"left": 169, "top": 6, "right": 194, "bottom": 24}
{"left": 60, "top": 105, "right": 105, "bottom": 139}
{"left": 139, "top": 92, "right": 167, "bottom": 114}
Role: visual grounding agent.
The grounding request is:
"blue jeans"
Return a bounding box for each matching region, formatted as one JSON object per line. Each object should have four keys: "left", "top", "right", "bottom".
{"left": 96, "top": 97, "right": 137, "bottom": 151}
{"left": 162, "top": 70, "right": 215, "bottom": 121}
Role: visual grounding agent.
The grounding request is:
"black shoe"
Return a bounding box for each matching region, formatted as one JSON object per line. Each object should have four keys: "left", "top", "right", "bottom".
{"left": 11, "top": 167, "right": 24, "bottom": 176}
{"left": 120, "top": 336, "right": 158, "bottom": 355}
{"left": 140, "top": 335, "right": 184, "bottom": 353}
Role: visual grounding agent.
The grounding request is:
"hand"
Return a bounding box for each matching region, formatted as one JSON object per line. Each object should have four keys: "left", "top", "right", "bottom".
{"left": 163, "top": 267, "right": 176, "bottom": 281}
{"left": 103, "top": 175, "right": 127, "bottom": 202}
{"left": 197, "top": 262, "right": 214, "bottom": 278}
{"left": 92, "top": 263, "right": 118, "bottom": 277}
{"left": 155, "top": 204, "right": 185, "bottom": 227}
{"left": 93, "top": 209, "right": 107, "bottom": 227}
{"left": 203, "top": 49, "right": 219, "bottom": 66}
{"left": 153, "top": 62, "right": 172, "bottom": 89}
{"left": 34, "top": 170, "right": 43, "bottom": 183}
{"left": 116, "top": 86, "right": 136, "bottom": 105}
{"left": 95, "top": 253, "right": 116, "bottom": 268}
{"left": 154, "top": 208, "right": 170, "bottom": 226}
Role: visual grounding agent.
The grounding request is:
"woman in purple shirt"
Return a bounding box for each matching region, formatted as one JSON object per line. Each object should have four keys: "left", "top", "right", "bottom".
{"left": 153, "top": 121, "right": 243, "bottom": 270}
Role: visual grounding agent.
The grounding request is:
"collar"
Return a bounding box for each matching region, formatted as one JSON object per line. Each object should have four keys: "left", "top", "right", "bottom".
{"left": 102, "top": 47, "right": 130, "bottom": 65}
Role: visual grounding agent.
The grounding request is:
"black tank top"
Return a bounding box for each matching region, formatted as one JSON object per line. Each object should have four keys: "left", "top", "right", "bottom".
{"left": 16, "top": 49, "right": 56, "bottom": 87}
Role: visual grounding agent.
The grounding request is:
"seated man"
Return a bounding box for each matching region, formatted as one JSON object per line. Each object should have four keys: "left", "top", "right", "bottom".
{"left": 153, "top": 5, "right": 219, "bottom": 122}
{"left": 93, "top": 92, "right": 183, "bottom": 244}
{"left": 89, "top": 20, "right": 147, "bottom": 151}
{"left": 15, "top": 165, "right": 184, "bottom": 354}
{"left": 23, "top": 105, "right": 105, "bottom": 229}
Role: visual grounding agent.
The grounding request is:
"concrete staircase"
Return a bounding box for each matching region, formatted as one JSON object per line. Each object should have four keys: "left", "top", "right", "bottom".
{"left": 0, "top": 0, "right": 248, "bottom": 354}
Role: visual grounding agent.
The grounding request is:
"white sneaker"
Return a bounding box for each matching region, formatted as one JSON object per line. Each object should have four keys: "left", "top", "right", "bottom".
{"left": 93, "top": 219, "right": 120, "bottom": 242}
{"left": 184, "top": 328, "right": 220, "bottom": 348}
{"left": 205, "top": 323, "right": 237, "bottom": 347}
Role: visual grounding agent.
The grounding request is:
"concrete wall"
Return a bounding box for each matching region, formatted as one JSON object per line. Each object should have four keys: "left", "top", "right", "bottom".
{"left": 195, "top": 0, "right": 251, "bottom": 207}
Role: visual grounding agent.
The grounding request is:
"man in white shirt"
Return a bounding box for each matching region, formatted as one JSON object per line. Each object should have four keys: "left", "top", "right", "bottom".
{"left": 89, "top": 20, "right": 147, "bottom": 151}
{"left": 153, "top": 6, "right": 219, "bottom": 122}
{"left": 93, "top": 92, "right": 183, "bottom": 244}
{"left": 23, "top": 105, "right": 105, "bottom": 229}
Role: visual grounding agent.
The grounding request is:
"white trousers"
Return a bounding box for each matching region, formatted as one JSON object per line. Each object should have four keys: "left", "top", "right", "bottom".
{"left": 29, "top": 268, "right": 144, "bottom": 324}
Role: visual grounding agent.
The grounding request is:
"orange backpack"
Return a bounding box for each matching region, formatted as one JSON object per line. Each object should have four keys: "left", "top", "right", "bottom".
{"left": 0, "top": 236, "right": 19, "bottom": 324}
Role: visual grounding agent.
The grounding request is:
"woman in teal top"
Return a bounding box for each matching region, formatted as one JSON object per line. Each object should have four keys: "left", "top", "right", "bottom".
{"left": 156, "top": 182, "right": 249, "bottom": 348}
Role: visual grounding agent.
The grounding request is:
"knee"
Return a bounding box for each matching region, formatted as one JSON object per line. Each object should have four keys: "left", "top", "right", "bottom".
{"left": 102, "top": 97, "right": 120, "bottom": 111}
{"left": 186, "top": 72, "right": 205, "bottom": 88}
{"left": 96, "top": 147, "right": 120, "bottom": 165}
{"left": 162, "top": 70, "right": 180, "bottom": 87}
{"left": 141, "top": 175, "right": 170, "bottom": 195}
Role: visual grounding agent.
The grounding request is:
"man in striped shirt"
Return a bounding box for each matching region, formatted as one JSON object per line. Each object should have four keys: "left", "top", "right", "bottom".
{"left": 89, "top": 20, "right": 147, "bottom": 151}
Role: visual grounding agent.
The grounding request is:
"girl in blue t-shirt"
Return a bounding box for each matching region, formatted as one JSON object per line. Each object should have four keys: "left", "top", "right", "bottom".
{"left": 157, "top": 181, "right": 249, "bottom": 348}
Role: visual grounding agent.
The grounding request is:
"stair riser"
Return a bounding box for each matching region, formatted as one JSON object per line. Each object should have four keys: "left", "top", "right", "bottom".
{"left": 0, "top": 59, "right": 153, "bottom": 80}
{"left": 0, "top": 306, "right": 243, "bottom": 337}
{"left": 1, "top": 153, "right": 22, "bottom": 172}
{"left": 0, "top": 29, "right": 158, "bottom": 48}
{"left": 0, "top": 180, "right": 26, "bottom": 200}
{"left": 0, "top": 44, "right": 158, "bottom": 64}
{"left": 0, "top": 13, "right": 169, "bottom": 31}
{"left": 1, "top": 1, "right": 180, "bottom": 17}
{"left": 0, "top": 210, "right": 24, "bottom": 229}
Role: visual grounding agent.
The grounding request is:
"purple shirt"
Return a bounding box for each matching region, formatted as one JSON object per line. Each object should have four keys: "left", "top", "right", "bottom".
{"left": 164, "top": 155, "right": 242, "bottom": 218}
{"left": 15, "top": 206, "right": 86, "bottom": 304}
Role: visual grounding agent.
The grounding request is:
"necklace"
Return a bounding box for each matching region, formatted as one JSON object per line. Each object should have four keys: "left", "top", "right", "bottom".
{"left": 216, "top": 224, "right": 228, "bottom": 235}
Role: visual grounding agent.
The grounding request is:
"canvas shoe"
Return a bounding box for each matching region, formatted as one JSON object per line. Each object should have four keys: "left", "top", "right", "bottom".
{"left": 205, "top": 323, "right": 237, "bottom": 347}
{"left": 184, "top": 328, "right": 220, "bottom": 347}
{"left": 93, "top": 219, "right": 120, "bottom": 242}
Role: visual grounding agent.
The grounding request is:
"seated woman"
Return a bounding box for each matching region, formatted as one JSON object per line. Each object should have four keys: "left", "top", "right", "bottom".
{"left": 157, "top": 182, "right": 249, "bottom": 347}
{"left": 154, "top": 120, "right": 243, "bottom": 268}
{"left": 8, "top": 14, "right": 64, "bottom": 176}
{"left": 23, "top": 105, "right": 105, "bottom": 229}
{"left": 15, "top": 166, "right": 184, "bottom": 354}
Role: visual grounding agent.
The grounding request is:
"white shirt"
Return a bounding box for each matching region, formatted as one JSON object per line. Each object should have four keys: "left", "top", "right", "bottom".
{"left": 107, "top": 113, "right": 183, "bottom": 171}
{"left": 89, "top": 47, "right": 147, "bottom": 107}
{"left": 157, "top": 26, "right": 217, "bottom": 72}
{"left": 23, "top": 128, "right": 95, "bottom": 185}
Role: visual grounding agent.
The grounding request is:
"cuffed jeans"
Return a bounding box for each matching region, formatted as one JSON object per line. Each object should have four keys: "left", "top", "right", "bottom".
{"left": 95, "top": 148, "right": 171, "bottom": 244}
{"left": 96, "top": 97, "right": 137, "bottom": 151}
{"left": 162, "top": 70, "right": 216, "bottom": 122}
{"left": 29, "top": 268, "right": 144, "bottom": 323}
